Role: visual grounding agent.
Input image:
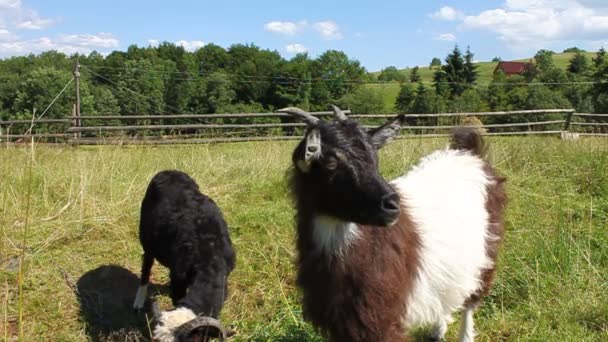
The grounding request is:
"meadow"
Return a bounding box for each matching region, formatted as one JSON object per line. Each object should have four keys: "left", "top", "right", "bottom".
{"left": 366, "top": 51, "right": 599, "bottom": 112}
{"left": 1, "top": 136, "right": 607, "bottom": 341}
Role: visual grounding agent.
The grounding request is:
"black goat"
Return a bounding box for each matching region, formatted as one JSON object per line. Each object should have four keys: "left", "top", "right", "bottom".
{"left": 133, "top": 170, "right": 236, "bottom": 342}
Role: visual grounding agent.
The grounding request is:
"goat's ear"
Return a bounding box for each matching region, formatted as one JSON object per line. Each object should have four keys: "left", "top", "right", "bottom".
{"left": 296, "top": 128, "right": 322, "bottom": 173}
{"left": 368, "top": 115, "right": 405, "bottom": 149}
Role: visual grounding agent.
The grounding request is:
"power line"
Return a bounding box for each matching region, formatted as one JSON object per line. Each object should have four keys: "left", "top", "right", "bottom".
{"left": 81, "top": 65, "right": 189, "bottom": 114}
{"left": 24, "top": 76, "right": 75, "bottom": 135}
{"left": 81, "top": 64, "right": 608, "bottom": 86}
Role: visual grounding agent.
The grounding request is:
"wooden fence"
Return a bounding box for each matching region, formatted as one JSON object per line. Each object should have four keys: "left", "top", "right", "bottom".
{"left": 1, "top": 109, "right": 607, "bottom": 145}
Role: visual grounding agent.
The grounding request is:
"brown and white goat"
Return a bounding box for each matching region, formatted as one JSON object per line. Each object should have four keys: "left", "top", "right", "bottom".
{"left": 281, "top": 106, "right": 506, "bottom": 342}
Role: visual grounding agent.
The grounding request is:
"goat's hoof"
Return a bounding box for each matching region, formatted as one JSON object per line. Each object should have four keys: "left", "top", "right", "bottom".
{"left": 225, "top": 327, "right": 237, "bottom": 337}
{"left": 425, "top": 337, "right": 444, "bottom": 342}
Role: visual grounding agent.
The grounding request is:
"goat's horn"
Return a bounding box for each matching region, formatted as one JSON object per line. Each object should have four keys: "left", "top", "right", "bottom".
{"left": 175, "top": 316, "right": 227, "bottom": 342}
{"left": 330, "top": 105, "right": 348, "bottom": 121}
{"left": 277, "top": 107, "right": 320, "bottom": 126}
{"left": 151, "top": 300, "right": 161, "bottom": 322}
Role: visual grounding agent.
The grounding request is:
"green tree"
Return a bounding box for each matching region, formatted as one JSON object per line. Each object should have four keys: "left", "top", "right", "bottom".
{"left": 91, "top": 87, "right": 120, "bottom": 114}
{"left": 339, "top": 86, "right": 386, "bottom": 114}
{"left": 534, "top": 49, "right": 568, "bottom": 88}
{"left": 412, "top": 82, "right": 437, "bottom": 114}
{"left": 525, "top": 85, "right": 570, "bottom": 110}
{"left": 395, "top": 84, "right": 416, "bottom": 113}
{"left": 463, "top": 47, "right": 478, "bottom": 85}
{"left": 273, "top": 53, "right": 313, "bottom": 109}
{"left": 534, "top": 49, "right": 556, "bottom": 74}
{"left": 487, "top": 74, "right": 509, "bottom": 111}
{"left": 204, "top": 71, "right": 236, "bottom": 113}
{"left": 433, "top": 69, "right": 450, "bottom": 98}
{"left": 429, "top": 57, "right": 441, "bottom": 69}
{"left": 449, "top": 89, "right": 487, "bottom": 113}
{"left": 409, "top": 66, "right": 421, "bottom": 83}
{"left": 195, "top": 43, "right": 229, "bottom": 73}
{"left": 13, "top": 67, "right": 92, "bottom": 120}
{"left": 567, "top": 52, "right": 589, "bottom": 74}
{"left": 378, "top": 66, "right": 405, "bottom": 82}
{"left": 113, "top": 59, "right": 168, "bottom": 114}
{"left": 226, "top": 43, "right": 284, "bottom": 105}
{"left": 441, "top": 45, "right": 467, "bottom": 97}
{"left": 563, "top": 47, "right": 585, "bottom": 53}
{"left": 310, "top": 50, "right": 366, "bottom": 108}
{"left": 591, "top": 49, "right": 608, "bottom": 113}
{"left": 592, "top": 47, "right": 606, "bottom": 69}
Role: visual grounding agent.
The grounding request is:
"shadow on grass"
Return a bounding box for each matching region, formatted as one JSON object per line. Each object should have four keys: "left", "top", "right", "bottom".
{"left": 76, "top": 264, "right": 169, "bottom": 341}
{"left": 248, "top": 322, "right": 323, "bottom": 342}
{"left": 247, "top": 322, "right": 436, "bottom": 342}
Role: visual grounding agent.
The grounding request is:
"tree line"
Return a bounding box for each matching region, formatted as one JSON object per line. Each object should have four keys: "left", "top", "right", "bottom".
{"left": 0, "top": 43, "right": 367, "bottom": 123}
{"left": 0, "top": 43, "right": 607, "bottom": 130}
{"left": 380, "top": 46, "right": 608, "bottom": 128}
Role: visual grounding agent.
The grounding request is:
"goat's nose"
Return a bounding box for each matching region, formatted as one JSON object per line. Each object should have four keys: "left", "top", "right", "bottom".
{"left": 380, "top": 193, "right": 400, "bottom": 213}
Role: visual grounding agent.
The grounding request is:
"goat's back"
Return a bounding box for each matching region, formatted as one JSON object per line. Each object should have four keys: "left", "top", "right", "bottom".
{"left": 393, "top": 148, "right": 505, "bottom": 327}
{"left": 139, "top": 170, "right": 235, "bottom": 273}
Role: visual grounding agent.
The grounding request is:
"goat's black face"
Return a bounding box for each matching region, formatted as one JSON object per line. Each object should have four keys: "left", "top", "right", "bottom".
{"left": 292, "top": 115, "right": 405, "bottom": 227}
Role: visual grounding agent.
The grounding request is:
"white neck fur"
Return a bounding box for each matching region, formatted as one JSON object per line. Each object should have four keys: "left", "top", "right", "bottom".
{"left": 312, "top": 215, "right": 361, "bottom": 257}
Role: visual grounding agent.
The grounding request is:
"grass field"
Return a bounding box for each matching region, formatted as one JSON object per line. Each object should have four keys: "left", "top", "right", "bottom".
{"left": 1, "top": 136, "right": 607, "bottom": 341}
{"left": 368, "top": 52, "right": 599, "bottom": 112}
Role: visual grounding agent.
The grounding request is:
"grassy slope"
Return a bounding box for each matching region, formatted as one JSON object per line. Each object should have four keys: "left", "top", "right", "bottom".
{"left": 1, "top": 137, "right": 607, "bottom": 341}
{"left": 370, "top": 52, "right": 598, "bottom": 112}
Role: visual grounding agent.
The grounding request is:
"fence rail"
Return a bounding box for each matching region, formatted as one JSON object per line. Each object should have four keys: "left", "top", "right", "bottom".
{"left": 1, "top": 109, "right": 606, "bottom": 145}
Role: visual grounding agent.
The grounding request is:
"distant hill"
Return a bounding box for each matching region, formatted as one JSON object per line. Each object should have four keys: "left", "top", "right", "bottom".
{"left": 367, "top": 51, "right": 598, "bottom": 111}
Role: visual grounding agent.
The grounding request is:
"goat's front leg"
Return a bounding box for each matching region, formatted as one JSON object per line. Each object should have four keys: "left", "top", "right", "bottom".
{"left": 169, "top": 272, "right": 189, "bottom": 306}
{"left": 458, "top": 307, "right": 475, "bottom": 342}
{"left": 133, "top": 253, "right": 154, "bottom": 311}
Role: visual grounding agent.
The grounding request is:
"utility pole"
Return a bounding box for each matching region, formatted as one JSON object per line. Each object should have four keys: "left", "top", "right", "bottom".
{"left": 74, "top": 57, "right": 81, "bottom": 138}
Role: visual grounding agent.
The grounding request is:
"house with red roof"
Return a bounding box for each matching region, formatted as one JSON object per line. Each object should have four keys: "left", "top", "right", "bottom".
{"left": 493, "top": 61, "right": 534, "bottom": 77}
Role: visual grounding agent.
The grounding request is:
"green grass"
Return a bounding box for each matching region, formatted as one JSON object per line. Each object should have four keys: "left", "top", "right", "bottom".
{"left": 1, "top": 137, "right": 607, "bottom": 341}
{"left": 369, "top": 52, "right": 599, "bottom": 112}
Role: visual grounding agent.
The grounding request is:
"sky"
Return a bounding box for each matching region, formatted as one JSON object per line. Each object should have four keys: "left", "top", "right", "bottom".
{"left": 1, "top": 0, "right": 607, "bottom": 71}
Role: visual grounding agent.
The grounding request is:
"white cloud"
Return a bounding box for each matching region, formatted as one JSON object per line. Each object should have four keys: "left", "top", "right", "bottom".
{"left": 0, "top": 0, "right": 55, "bottom": 30}
{"left": 313, "top": 21, "right": 343, "bottom": 40}
{"left": 263, "top": 19, "right": 344, "bottom": 40}
{"left": 264, "top": 21, "right": 306, "bottom": 35}
{"left": 0, "top": 0, "right": 21, "bottom": 9}
{"left": 16, "top": 17, "right": 54, "bottom": 30}
{"left": 0, "top": 2, "right": 119, "bottom": 57}
{"left": 430, "top": 6, "right": 463, "bottom": 21}
{"left": 285, "top": 43, "right": 307, "bottom": 54}
{"left": 435, "top": 33, "right": 457, "bottom": 42}
{"left": 461, "top": 0, "right": 608, "bottom": 49}
{"left": 0, "top": 28, "right": 16, "bottom": 40}
{"left": 147, "top": 39, "right": 206, "bottom": 51}
{"left": 0, "top": 33, "right": 119, "bottom": 56}
{"left": 176, "top": 39, "right": 206, "bottom": 51}
{"left": 59, "top": 33, "right": 118, "bottom": 48}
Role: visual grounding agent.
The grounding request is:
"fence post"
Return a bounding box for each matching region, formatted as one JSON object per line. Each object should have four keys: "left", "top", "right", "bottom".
{"left": 71, "top": 104, "right": 79, "bottom": 146}
{"left": 563, "top": 110, "right": 574, "bottom": 132}
{"left": 74, "top": 58, "right": 81, "bottom": 140}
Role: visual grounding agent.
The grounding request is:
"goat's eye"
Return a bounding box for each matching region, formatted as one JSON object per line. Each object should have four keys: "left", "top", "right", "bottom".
{"left": 325, "top": 156, "right": 338, "bottom": 170}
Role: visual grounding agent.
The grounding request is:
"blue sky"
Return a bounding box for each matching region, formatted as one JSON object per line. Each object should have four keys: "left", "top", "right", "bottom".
{"left": 1, "top": 0, "right": 608, "bottom": 71}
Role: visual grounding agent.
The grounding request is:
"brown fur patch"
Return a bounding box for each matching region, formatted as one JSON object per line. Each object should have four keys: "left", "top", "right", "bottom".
{"left": 295, "top": 206, "right": 421, "bottom": 342}
{"left": 465, "top": 164, "right": 507, "bottom": 308}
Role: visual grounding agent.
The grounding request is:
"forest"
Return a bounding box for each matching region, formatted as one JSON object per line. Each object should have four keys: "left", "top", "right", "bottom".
{"left": 0, "top": 43, "right": 607, "bottom": 126}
